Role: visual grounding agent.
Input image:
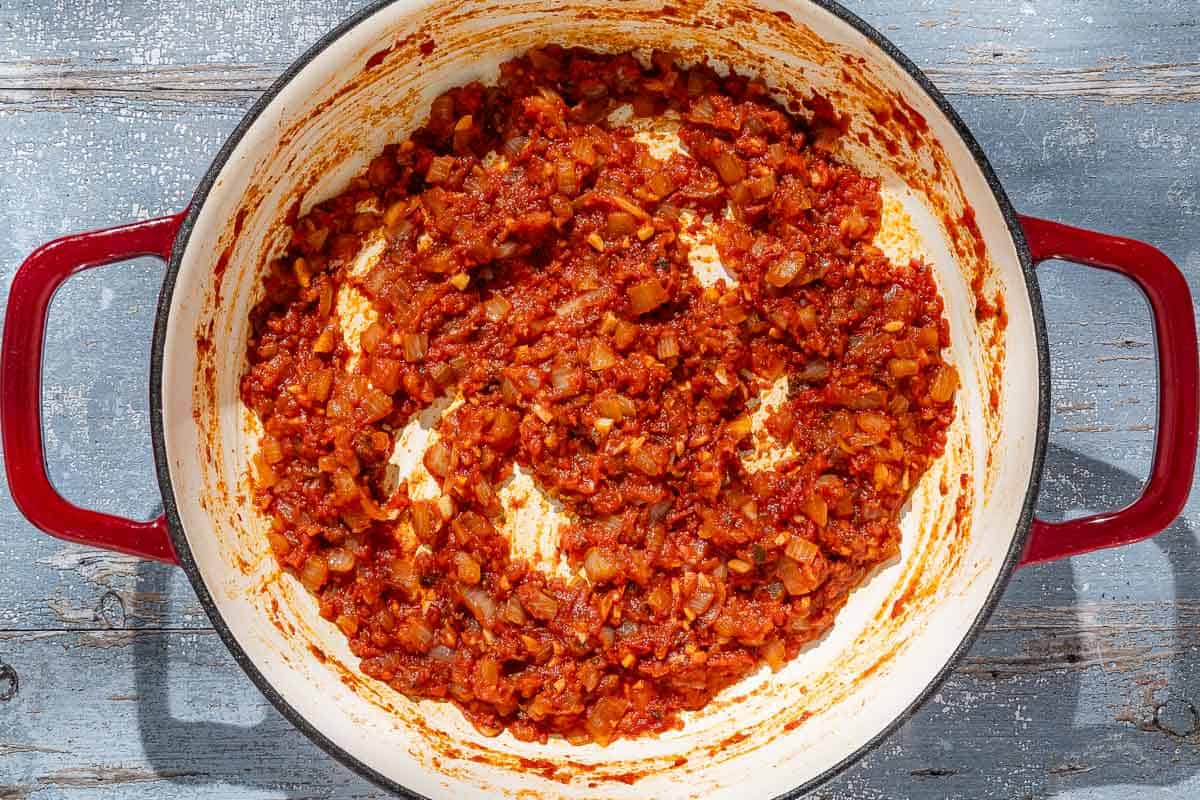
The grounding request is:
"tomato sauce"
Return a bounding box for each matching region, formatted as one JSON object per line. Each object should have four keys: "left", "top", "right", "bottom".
{"left": 241, "top": 47, "right": 956, "bottom": 745}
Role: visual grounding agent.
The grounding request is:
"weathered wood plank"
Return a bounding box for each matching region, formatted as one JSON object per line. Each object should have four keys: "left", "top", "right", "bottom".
{"left": 2, "top": 1, "right": 1200, "bottom": 107}
{"left": 5, "top": 58, "right": 1200, "bottom": 107}
{"left": 6, "top": 59, "right": 1199, "bottom": 108}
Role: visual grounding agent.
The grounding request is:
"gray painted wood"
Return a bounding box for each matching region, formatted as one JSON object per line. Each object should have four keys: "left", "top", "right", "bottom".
{"left": 1, "top": 1, "right": 1198, "bottom": 797}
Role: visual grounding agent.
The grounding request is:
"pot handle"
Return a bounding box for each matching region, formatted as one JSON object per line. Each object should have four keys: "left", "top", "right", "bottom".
{"left": 1018, "top": 215, "right": 1199, "bottom": 566}
{"left": 1, "top": 214, "right": 185, "bottom": 564}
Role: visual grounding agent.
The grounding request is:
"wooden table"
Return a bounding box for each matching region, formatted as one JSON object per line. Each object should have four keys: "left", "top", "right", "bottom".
{"left": 2, "top": 1, "right": 1197, "bottom": 797}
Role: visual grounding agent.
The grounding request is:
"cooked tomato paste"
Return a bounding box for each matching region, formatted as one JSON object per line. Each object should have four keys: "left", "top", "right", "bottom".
{"left": 242, "top": 46, "right": 956, "bottom": 745}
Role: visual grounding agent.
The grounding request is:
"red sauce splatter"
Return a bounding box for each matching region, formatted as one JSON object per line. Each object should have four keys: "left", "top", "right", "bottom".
{"left": 365, "top": 45, "right": 395, "bottom": 71}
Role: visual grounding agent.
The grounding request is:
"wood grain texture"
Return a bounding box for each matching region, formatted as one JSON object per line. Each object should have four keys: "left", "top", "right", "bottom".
{"left": 1, "top": 1, "right": 1198, "bottom": 798}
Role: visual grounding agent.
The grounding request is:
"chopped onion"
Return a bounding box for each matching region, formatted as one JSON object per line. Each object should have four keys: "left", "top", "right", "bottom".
{"left": 335, "top": 614, "right": 358, "bottom": 637}
{"left": 427, "top": 155, "right": 455, "bottom": 185}
{"left": 846, "top": 389, "right": 885, "bottom": 410}
{"left": 777, "top": 556, "right": 820, "bottom": 596}
{"left": 261, "top": 435, "right": 284, "bottom": 465}
{"left": 762, "top": 639, "right": 787, "bottom": 672}
{"left": 607, "top": 193, "right": 650, "bottom": 221}
{"left": 793, "top": 359, "right": 829, "bottom": 384}
{"left": 411, "top": 500, "right": 441, "bottom": 540}
{"left": 713, "top": 150, "right": 746, "bottom": 185}
{"left": 484, "top": 294, "right": 511, "bottom": 322}
{"left": 266, "top": 531, "right": 291, "bottom": 556}
{"left": 369, "top": 357, "right": 402, "bottom": 395}
{"left": 596, "top": 393, "right": 634, "bottom": 420}
{"left": 331, "top": 468, "right": 358, "bottom": 504}
{"left": 893, "top": 338, "right": 919, "bottom": 359}
{"left": 686, "top": 575, "right": 715, "bottom": 618}
{"left": 571, "top": 137, "right": 596, "bottom": 165}
{"left": 488, "top": 408, "right": 518, "bottom": 443}
{"left": 711, "top": 616, "right": 745, "bottom": 647}
{"left": 840, "top": 208, "right": 869, "bottom": 240}
{"left": 503, "top": 135, "right": 529, "bottom": 157}
{"left": 646, "top": 583, "right": 672, "bottom": 615}
{"left": 930, "top": 365, "right": 959, "bottom": 403}
{"left": 588, "top": 339, "right": 617, "bottom": 370}
{"left": 424, "top": 440, "right": 452, "bottom": 478}
{"left": 726, "top": 415, "right": 752, "bottom": 439}
{"left": 292, "top": 257, "right": 311, "bottom": 288}
{"left": 398, "top": 617, "right": 435, "bottom": 653}
{"left": 690, "top": 94, "right": 715, "bottom": 120}
{"left": 550, "top": 365, "right": 583, "bottom": 395}
{"left": 421, "top": 249, "right": 455, "bottom": 274}
{"left": 584, "top": 547, "right": 620, "bottom": 583}
{"left": 857, "top": 411, "right": 891, "bottom": 436}
{"left": 765, "top": 253, "right": 805, "bottom": 287}
{"left": 402, "top": 332, "right": 428, "bottom": 362}
{"left": 889, "top": 357, "right": 919, "bottom": 378}
{"left": 359, "top": 389, "right": 393, "bottom": 423}
{"left": 503, "top": 596, "right": 527, "bottom": 625}
{"left": 586, "top": 696, "right": 630, "bottom": 746}
{"left": 522, "top": 588, "right": 559, "bottom": 621}
{"left": 389, "top": 559, "right": 420, "bottom": 597}
{"left": 452, "top": 114, "right": 474, "bottom": 152}
{"left": 500, "top": 377, "right": 521, "bottom": 406}
{"left": 317, "top": 280, "right": 333, "bottom": 317}
{"left": 648, "top": 171, "right": 674, "bottom": 199}
{"left": 729, "top": 180, "right": 753, "bottom": 207}
{"left": 786, "top": 534, "right": 821, "bottom": 564}
{"left": 727, "top": 558, "right": 754, "bottom": 575}
{"left": 814, "top": 473, "right": 844, "bottom": 492}
{"left": 746, "top": 171, "right": 777, "bottom": 200}
{"left": 606, "top": 211, "right": 637, "bottom": 237}
{"left": 311, "top": 328, "right": 335, "bottom": 353}
{"left": 723, "top": 302, "right": 748, "bottom": 324}
{"left": 430, "top": 93, "right": 455, "bottom": 128}
{"left": 628, "top": 278, "right": 669, "bottom": 315}
{"left": 430, "top": 361, "right": 456, "bottom": 386}
{"left": 475, "top": 478, "right": 497, "bottom": 510}
{"left": 455, "top": 552, "right": 482, "bottom": 585}
{"left": 801, "top": 496, "right": 830, "bottom": 527}
{"left": 429, "top": 644, "right": 456, "bottom": 662}
{"left": 613, "top": 319, "right": 639, "bottom": 349}
{"left": 462, "top": 586, "right": 498, "bottom": 627}
{"left": 327, "top": 547, "right": 356, "bottom": 573}
{"left": 556, "top": 159, "right": 579, "bottom": 196}
{"left": 874, "top": 462, "right": 894, "bottom": 488}
{"left": 797, "top": 304, "right": 817, "bottom": 332}
{"left": 555, "top": 288, "right": 606, "bottom": 319}
{"left": 656, "top": 333, "right": 679, "bottom": 359}
{"left": 307, "top": 368, "right": 334, "bottom": 402}
{"left": 476, "top": 656, "right": 501, "bottom": 689}
{"left": 629, "top": 443, "right": 667, "bottom": 476}
{"left": 300, "top": 555, "right": 329, "bottom": 591}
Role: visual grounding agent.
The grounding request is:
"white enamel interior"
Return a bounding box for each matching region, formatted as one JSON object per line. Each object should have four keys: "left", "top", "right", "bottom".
{"left": 158, "top": 1, "right": 1042, "bottom": 797}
